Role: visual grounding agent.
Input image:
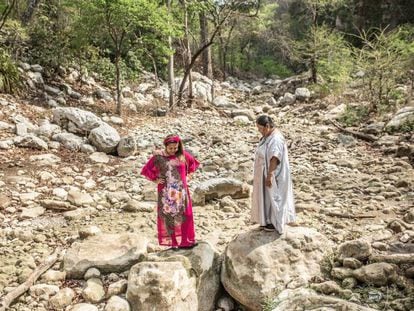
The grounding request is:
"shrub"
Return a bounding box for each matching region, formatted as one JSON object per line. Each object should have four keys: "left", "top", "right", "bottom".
{"left": 0, "top": 48, "right": 21, "bottom": 94}
{"left": 354, "top": 25, "right": 414, "bottom": 113}
{"left": 338, "top": 105, "right": 370, "bottom": 127}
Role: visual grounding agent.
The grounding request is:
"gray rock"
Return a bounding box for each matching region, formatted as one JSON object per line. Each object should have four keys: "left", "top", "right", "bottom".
{"left": 221, "top": 227, "right": 333, "bottom": 311}
{"left": 67, "top": 190, "right": 94, "bottom": 206}
{"left": 14, "top": 134, "right": 48, "bottom": 150}
{"left": 270, "top": 288, "right": 377, "bottom": 311}
{"left": 294, "top": 87, "right": 311, "bottom": 101}
{"left": 280, "top": 92, "right": 296, "bottom": 105}
{"left": 44, "top": 84, "right": 62, "bottom": 96}
{"left": 127, "top": 260, "right": 197, "bottom": 311}
{"left": 353, "top": 263, "right": 397, "bottom": 286}
{"left": 64, "top": 233, "right": 148, "bottom": 278}
{"left": 230, "top": 109, "right": 255, "bottom": 121}
{"left": 52, "top": 132, "right": 84, "bottom": 150}
{"left": 89, "top": 152, "right": 110, "bottom": 163}
{"left": 88, "top": 123, "right": 120, "bottom": 153}
{"left": 123, "top": 200, "right": 154, "bottom": 213}
{"left": 52, "top": 107, "right": 102, "bottom": 135}
{"left": 154, "top": 242, "right": 221, "bottom": 311}
{"left": 105, "top": 296, "right": 130, "bottom": 311}
{"left": 49, "top": 287, "right": 75, "bottom": 309}
{"left": 343, "top": 257, "right": 363, "bottom": 269}
{"left": 337, "top": 239, "right": 372, "bottom": 261}
{"left": 35, "top": 122, "right": 61, "bottom": 138}
{"left": 107, "top": 279, "right": 128, "bottom": 297}
{"left": 193, "top": 178, "right": 250, "bottom": 206}
{"left": 82, "top": 278, "right": 105, "bottom": 303}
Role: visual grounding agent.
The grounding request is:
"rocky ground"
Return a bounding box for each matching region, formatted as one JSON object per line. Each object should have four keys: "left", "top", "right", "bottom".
{"left": 0, "top": 67, "right": 413, "bottom": 311}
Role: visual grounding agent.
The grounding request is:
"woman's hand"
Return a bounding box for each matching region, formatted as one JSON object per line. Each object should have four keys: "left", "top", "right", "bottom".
{"left": 155, "top": 178, "right": 165, "bottom": 184}
{"left": 265, "top": 174, "right": 277, "bottom": 188}
{"left": 265, "top": 176, "right": 273, "bottom": 187}
{"left": 187, "top": 173, "right": 193, "bottom": 181}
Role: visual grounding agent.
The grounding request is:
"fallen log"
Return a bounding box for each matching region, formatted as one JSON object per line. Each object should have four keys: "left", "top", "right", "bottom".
{"left": 323, "top": 211, "right": 376, "bottom": 219}
{"left": 329, "top": 120, "right": 378, "bottom": 143}
{"left": 370, "top": 254, "right": 414, "bottom": 265}
{"left": 0, "top": 248, "right": 61, "bottom": 311}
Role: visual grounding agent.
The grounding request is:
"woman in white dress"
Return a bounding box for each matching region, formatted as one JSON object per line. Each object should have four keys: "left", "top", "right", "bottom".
{"left": 251, "top": 115, "right": 296, "bottom": 233}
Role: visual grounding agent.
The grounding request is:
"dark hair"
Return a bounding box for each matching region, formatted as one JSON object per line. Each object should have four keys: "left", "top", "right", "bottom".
{"left": 164, "top": 134, "right": 184, "bottom": 160}
{"left": 256, "top": 115, "right": 274, "bottom": 128}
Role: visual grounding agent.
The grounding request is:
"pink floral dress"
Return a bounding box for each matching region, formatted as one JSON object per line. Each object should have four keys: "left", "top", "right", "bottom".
{"left": 141, "top": 151, "right": 200, "bottom": 247}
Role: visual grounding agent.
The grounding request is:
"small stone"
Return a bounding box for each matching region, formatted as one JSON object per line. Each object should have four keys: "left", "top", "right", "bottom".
{"left": 84, "top": 268, "right": 101, "bottom": 280}
{"left": 79, "top": 226, "right": 101, "bottom": 239}
{"left": 342, "top": 258, "right": 362, "bottom": 269}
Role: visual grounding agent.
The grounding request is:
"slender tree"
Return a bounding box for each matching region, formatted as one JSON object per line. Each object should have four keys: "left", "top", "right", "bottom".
{"left": 78, "top": 0, "right": 172, "bottom": 115}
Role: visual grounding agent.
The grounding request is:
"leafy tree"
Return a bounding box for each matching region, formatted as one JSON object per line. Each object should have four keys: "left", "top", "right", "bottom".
{"left": 291, "top": 0, "right": 346, "bottom": 83}
{"left": 27, "top": 0, "right": 74, "bottom": 72}
{"left": 77, "top": 0, "right": 173, "bottom": 115}
{"left": 355, "top": 26, "right": 414, "bottom": 112}
{"left": 295, "top": 25, "right": 353, "bottom": 89}
{"left": 176, "top": 0, "right": 260, "bottom": 105}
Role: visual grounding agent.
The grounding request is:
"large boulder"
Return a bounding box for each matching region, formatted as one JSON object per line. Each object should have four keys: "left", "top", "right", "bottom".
{"left": 88, "top": 123, "right": 120, "bottom": 153}
{"left": 52, "top": 132, "right": 85, "bottom": 150}
{"left": 221, "top": 227, "right": 334, "bottom": 311}
{"left": 154, "top": 242, "right": 221, "bottom": 311}
{"left": 193, "top": 178, "right": 250, "bottom": 206}
{"left": 52, "top": 107, "right": 102, "bottom": 135}
{"left": 270, "top": 288, "right": 378, "bottom": 311}
{"left": 126, "top": 260, "right": 198, "bottom": 311}
{"left": 63, "top": 233, "right": 148, "bottom": 278}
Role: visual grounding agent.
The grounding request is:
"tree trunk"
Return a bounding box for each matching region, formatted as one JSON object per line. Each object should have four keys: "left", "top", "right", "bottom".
{"left": 200, "top": 12, "right": 213, "bottom": 78}
{"left": 167, "top": 0, "right": 175, "bottom": 108}
{"left": 0, "top": 0, "right": 17, "bottom": 31}
{"left": 180, "top": 0, "right": 193, "bottom": 106}
{"left": 21, "top": 0, "right": 41, "bottom": 25}
{"left": 310, "top": 56, "right": 317, "bottom": 83}
{"left": 217, "top": 35, "right": 225, "bottom": 78}
{"left": 115, "top": 53, "right": 122, "bottom": 116}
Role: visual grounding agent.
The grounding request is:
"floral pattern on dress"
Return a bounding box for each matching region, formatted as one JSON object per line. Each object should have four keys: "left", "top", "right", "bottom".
{"left": 155, "top": 155, "right": 188, "bottom": 232}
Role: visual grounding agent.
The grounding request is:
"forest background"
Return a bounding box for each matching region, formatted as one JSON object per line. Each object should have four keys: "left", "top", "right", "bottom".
{"left": 0, "top": 0, "right": 413, "bottom": 124}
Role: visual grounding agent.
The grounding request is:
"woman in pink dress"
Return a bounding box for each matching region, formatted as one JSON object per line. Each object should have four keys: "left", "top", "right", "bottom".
{"left": 141, "top": 134, "right": 200, "bottom": 249}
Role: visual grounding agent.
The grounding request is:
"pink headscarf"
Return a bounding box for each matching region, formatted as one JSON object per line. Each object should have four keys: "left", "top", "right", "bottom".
{"left": 163, "top": 135, "right": 181, "bottom": 145}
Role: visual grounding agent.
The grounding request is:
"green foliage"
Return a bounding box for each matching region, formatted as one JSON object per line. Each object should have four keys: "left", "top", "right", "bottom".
{"left": 262, "top": 297, "right": 280, "bottom": 311}
{"left": 257, "top": 57, "right": 293, "bottom": 78}
{"left": 386, "top": 119, "right": 414, "bottom": 134}
{"left": 27, "top": 1, "right": 73, "bottom": 72}
{"left": 354, "top": 25, "right": 414, "bottom": 112}
{"left": 338, "top": 105, "right": 370, "bottom": 127}
{"left": 86, "top": 52, "right": 139, "bottom": 85}
{"left": 0, "top": 48, "right": 21, "bottom": 93}
{"left": 295, "top": 25, "right": 353, "bottom": 88}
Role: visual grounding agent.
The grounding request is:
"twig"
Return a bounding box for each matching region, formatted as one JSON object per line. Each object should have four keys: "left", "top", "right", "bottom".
{"left": 0, "top": 248, "right": 61, "bottom": 311}
{"left": 329, "top": 119, "right": 378, "bottom": 142}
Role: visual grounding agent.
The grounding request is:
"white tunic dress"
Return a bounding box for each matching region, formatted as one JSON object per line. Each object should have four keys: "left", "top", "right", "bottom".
{"left": 251, "top": 131, "right": 296, "bottom": 234}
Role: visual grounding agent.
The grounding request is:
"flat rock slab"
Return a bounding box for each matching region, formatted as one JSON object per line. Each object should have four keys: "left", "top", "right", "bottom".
{"left": 64, "top": 233, "right": 148, "bottom": 278}
{"left": 272, "top": 288, "right": 378, "bottom": 311}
